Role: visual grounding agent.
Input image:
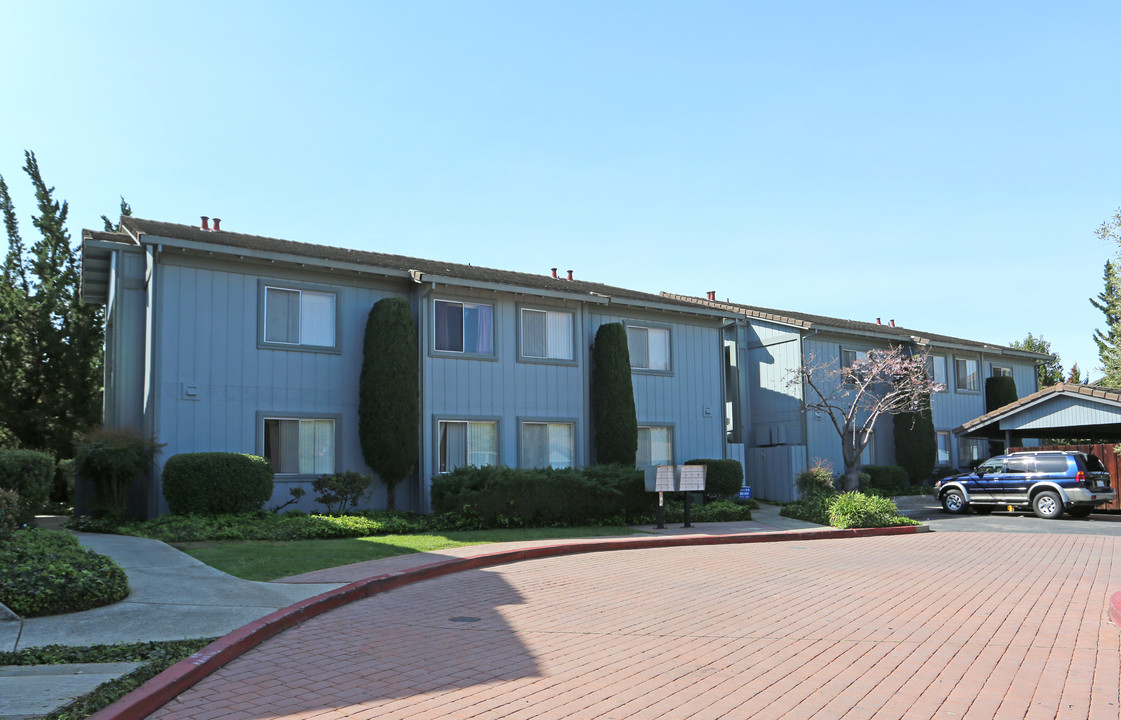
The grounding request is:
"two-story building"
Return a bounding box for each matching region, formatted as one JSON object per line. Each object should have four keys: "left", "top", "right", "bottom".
{"left": 662, "top": 293, "right": 1048, "bottom": 501}
{"left": 81, "top": 217, "right": 737, "bottom": 517}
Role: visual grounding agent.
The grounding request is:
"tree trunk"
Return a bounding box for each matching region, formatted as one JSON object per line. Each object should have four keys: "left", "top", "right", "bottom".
{"left": 842, "top": 465, "right": 861, "bottom": 492}
{"left": 386, "top": 481, "right": 396, "bottom": 511}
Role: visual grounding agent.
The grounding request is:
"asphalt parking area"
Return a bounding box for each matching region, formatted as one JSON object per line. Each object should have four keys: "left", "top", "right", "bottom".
{"left": 147, "top": 531, "right": 1121, "bottom": 720}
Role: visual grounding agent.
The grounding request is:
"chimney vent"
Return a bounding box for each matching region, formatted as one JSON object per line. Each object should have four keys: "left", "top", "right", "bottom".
{"left": 551, "top": 268, "right": 558, "bottom": 278}
{"left": 890, "top": 319, "right": 895, "bottom": 327}
{"left": 212, "top": 218, "right": 221, "bottom": 232}
{"left": 706, "top": 291, "right": 716, "bottom": 301}
{"left": 200, "top": 216, "right": 210, "bottom": 231}
{"left": 876, "top": 317, "right": 881, "bottom": 325}
{"left": 567, "top": 270, "right": 573, "bottom": 281}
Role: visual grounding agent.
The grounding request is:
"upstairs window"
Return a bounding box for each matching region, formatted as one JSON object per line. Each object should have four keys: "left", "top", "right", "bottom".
{"left": 264, "top": 286, "right": 336, "bottom": 348}
{"left": 927, "top": 355, "right": 948, "bottom": 391}
{"left": 434, "top": 300, "right": 494, "bottom": 355}
{"left": 991, "top": 365, "right": 1012, "bottom": 378}
{"left": 263, "top": 417, "right": 335, "bottom": 475}
{"left": 521, "top": 309, "right": 574, "bottom": 361}
{"left": 627, "top": 326, "right": 670, "bottom": 371}
{"left": 955, "top": 358, "right": 979, "bottom": 391}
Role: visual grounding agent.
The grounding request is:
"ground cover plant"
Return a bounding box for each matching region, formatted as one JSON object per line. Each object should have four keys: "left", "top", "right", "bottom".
{"left": 0, "top": 638, "right": 216, "bottom": 720}
{"left": 0, "top": 528, "right": 129, "bottom": 616}
{"left": 781, "top": 491, "right": 918, "bottom": 528}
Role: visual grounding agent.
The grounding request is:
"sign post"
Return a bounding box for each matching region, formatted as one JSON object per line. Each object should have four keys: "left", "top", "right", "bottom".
{"left": 644, "top": 465, "right": 678, "bottom": 529}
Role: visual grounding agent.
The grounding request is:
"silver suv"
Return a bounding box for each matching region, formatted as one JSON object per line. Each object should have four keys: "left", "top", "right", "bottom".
{"left": 934, "top": 450, "right": 1116, "bottom": 519}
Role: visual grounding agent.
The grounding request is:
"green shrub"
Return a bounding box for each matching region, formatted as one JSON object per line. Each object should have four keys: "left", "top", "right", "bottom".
{"left": 780, "top": 494, "right": 834, "bottom": 525}
{"left": 312, "top": 471, "right": 372, "bottom": 513}
{"left": 684, "top": 458, "right": 744, "bottom": 500}
{"left": 860, "top": 465, "right": 909, "bottom": 496}
{"left": 52, "top": 458, "right": 75, "bottom": 505}
{"left": 0, "top": 489, "right": 19, "bottom": 540}
{"left": 0, "top": 424, "right": 18, "bottom": 450}
{"left": 0, "top": 528, "right": 129, "bottom": 617}
{"left": 664, "top": 499, "right": 751, "bottom": 522}
{"left": 0, "top": 449, "right": 55, "bottom": 521}
{"left": 828, "top": 491, "right": 919, "bottom": 529}
{"left": 162, "top": 453, "right": 274, "bottom": 515}
{"left": 795, "top": 459, "right": 837, "bottom": 499}
{"left": 431, "top": 464, "right": 651, "bottom": 527}
{"left": 74, "top": 429, "right": 161, "bottom": 517}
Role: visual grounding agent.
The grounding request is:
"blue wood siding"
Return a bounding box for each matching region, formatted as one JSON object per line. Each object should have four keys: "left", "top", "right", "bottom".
{"left": 1000, "top": 395, "right": 1121, "bottom": 431}
{"left": 745, "top": 320, "right": 804, "bottom": 448}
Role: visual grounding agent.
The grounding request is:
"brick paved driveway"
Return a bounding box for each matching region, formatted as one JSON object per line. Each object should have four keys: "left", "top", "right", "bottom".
{"left": 150, "top": 532, "right": 1121, "bottom": 720}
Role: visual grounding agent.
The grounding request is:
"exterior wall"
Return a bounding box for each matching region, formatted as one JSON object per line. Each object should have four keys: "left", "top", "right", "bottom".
{"left": 150, "top": 255, "right": 409, "bottom": 515}
{"left": 103, "top": 248, "right": 147, "bottom": 434}
{"left": 1000, "top": 396, "right": 1121, "bottom": 432}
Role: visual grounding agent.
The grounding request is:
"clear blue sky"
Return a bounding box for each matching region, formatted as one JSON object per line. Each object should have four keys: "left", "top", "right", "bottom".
{"left": 2, "top": 1, "right": 1119, "bottom": 378}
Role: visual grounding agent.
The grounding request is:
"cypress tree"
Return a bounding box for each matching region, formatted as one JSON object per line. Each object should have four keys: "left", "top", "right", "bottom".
{"left": 592, "top": 322, "right": 638, "bottom": 466}
{"left": 892, "top": 400, "right": 936, "bottom": 484}
{"left": 985, "top": 376, "right": 1018, "bottom": 413}
{"left": 359, "top": 297, "right": 419, "bottom": 510}
{"left": 0, "top": 172, "right": 32, "bottom": 446}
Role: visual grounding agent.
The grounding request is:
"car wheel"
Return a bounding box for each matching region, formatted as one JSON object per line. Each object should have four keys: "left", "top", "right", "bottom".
{"left": 972, "top": 505, "right": 995, "bottom": 515}
{"left": 1032, "top": 491, "right": 1064, "bottom": 520}
{"left": 1067, "top": 506, "right": 1093, "bottom": 518}
{"left": 941, "top": 489, "right": 968, "bottom": 514}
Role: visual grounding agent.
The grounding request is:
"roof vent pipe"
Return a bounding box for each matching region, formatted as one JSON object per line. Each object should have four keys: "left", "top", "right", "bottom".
{"left": 567, "top": 270, "right": 573, "bottom": 281}
{"left": 212, "top": 218, "right": 221, "bottom": 232}
{"left": 551, "top": 268, "right": 558, "bottom": 278}
{"left": 876, "top": 317, "right": 881, "bottom": 325}
{"left": 200, "top": 216, "right": 209, "bottom": 231}
{"left": 890, "top": 319, "right": 895, "bottom": 327}
{"left": 706, "top": 291, "right": 716, "bottom": 300}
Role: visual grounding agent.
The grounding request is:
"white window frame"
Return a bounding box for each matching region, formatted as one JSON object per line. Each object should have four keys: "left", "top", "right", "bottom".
{"left": 261, "top": 415, "right": 337, "bottom": 476}
{"left": 519, "top": 307, "right": 575, "bottom": 363}
{"left": 936, "top": 431, "right": 951, "bottom": 467}
{"left": 927, "top": 355, "right": 948, "bottom": 392}
{"left": 519, "top": 420, "right": 576, "bottom": 469}
{"left": 636, "top": 425, "right": 674, "bottom": 468}
{"left": 955, "top": 357, "right": 979, "bottom": 392}
{"left": 433, "top": 299, "right": 495, "bottom": 356}
{"left": 260, "top": 283, "right": 339, "bottom": 351}
{"left": 627, "top": 325, "right": 671, "bottom": 372}
{"left": 437, "top": 419, "right": 499, "bottom": 473}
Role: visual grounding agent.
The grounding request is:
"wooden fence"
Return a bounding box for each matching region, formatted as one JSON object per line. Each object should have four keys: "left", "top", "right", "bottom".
{"left": 1008, "top": 444, "right": 1120, "bottom": 511}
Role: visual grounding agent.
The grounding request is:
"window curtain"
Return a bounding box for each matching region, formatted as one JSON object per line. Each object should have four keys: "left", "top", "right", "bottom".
{"left": 297, "top": 419, "right": 334, "bottom": 474}
{"left": 547, "top": 311, "right": 573, "bottom": 360}
{"left": 522, "top": 310, "right": 547, "bottom": 358}
{"left": 647, "top": 328, "right": 670, "bottom": 370}
{"left": 627, "top": 327, "right": 649, "bottom": 368}
{"left": 468, "top": 421, "right": 497, "bottom": 466}
{"left": 648, "top": 427, "right": 672, "bottom": 465}
{"left": 521, "top": 422, "right": 548, "bottom": 467}
{"left": 464, "top": 303, "right": 493, "bottom": 354}
{"left": 300, "top": 292, "right": 335, "bottom": 347}
{"left": 265, "top": 288, "right": 300, "bottom": 344}
{"left": 548, "top": 423, "right": 574, "bottom": 468}
{"left": 264, "top": 418, "right": 300, "bottom": 473}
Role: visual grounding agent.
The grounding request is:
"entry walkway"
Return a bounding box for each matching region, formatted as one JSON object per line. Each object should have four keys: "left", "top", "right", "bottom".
{"left": 140, "top": 529, "right": 1120, "bottom": 720}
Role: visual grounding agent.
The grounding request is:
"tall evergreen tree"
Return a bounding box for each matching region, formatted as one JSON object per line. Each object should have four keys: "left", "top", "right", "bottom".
{"left": 1090, "top": 259, "right": 1121, "bottom": 384}
{"left": 1009, "top": 333, "right": 1064, "bottom": 388}
{"left": 591, "top": 323, "right": 638, "bottom": 466}
{"left": 0, "top": 151, "right": 106, "bottom": 457}
{"left": 359, "top": 297, "right": 419, "bottom": 510}
{"left": 101, "top": 196, "right": 132, "bottom": 232}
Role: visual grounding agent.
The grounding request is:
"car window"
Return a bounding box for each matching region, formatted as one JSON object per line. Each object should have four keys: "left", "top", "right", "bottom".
{"left": 1086, "top": 454, "right": 1108, "bottom": 473}
{"left": 1004, "top": 457, "right": 1035, "bottom": 474}
{"left": 1034, "top": 456, "right": 1069, "bottom": 474}
{"left": 976, "top": 460, "right": 1003, "bottom": 474}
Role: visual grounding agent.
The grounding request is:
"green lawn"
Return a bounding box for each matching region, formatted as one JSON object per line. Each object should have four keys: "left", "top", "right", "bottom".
{"left": 174, "top": 526, "right": 638, "bottom": 581}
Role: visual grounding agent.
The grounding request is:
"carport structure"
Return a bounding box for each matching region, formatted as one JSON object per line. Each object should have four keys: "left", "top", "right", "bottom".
{"left": 956, "top": 382, "right": 1121, "bottom": 510}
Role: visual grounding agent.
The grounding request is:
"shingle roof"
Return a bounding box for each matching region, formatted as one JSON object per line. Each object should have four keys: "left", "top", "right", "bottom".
{"left": 659, "top": 292, "right": 1050, "bottom": 359}
{"left": 111, "top": 217, "right": 727, "bottom": 315}
{"left": 955, "top": 383, "right": 1121, "bottom": 436}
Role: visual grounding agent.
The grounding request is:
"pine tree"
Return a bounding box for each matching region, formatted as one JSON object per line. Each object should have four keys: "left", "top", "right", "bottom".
{"left": 0, "top": 152, "right": 106, "bottom": 457}
{"left": 1091, "top": 259, "right": 1121, "bottom": 385}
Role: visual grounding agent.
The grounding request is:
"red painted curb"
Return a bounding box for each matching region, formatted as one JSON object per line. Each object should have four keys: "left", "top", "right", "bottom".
{"left": 85, "top": 523, "right": 924, "bottom": 720}
{"left": 1111, "top": 590, "right": 1121, "bottom": 629}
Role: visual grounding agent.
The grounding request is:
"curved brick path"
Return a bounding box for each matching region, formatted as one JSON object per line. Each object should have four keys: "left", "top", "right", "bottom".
{"left": 146, "top": 532, "right": 1121, "bottom": 720}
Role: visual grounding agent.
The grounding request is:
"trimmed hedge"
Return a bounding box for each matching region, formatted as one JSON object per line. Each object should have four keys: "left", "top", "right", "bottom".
{"left": 860, "top": 465, "right": 909, "bottom": 496}
{"left": 431, "top": 464, "right": 651, "bottom": 527}
{"left": 162, "top": 453, "right": 274, "bottom": 515}
{"left": 0, "top": 449, "right": 55, "bottom": 521}
{"left": 684, "top": 458, "right": 744, "bottom": 500}
{"left": 0, "top": 529, "right": 129, "bottom": 617}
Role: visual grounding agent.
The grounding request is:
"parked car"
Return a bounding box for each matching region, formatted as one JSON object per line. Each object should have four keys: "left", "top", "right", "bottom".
{"left": 933, "top": 450, "right": 1116, "bottom": 519}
